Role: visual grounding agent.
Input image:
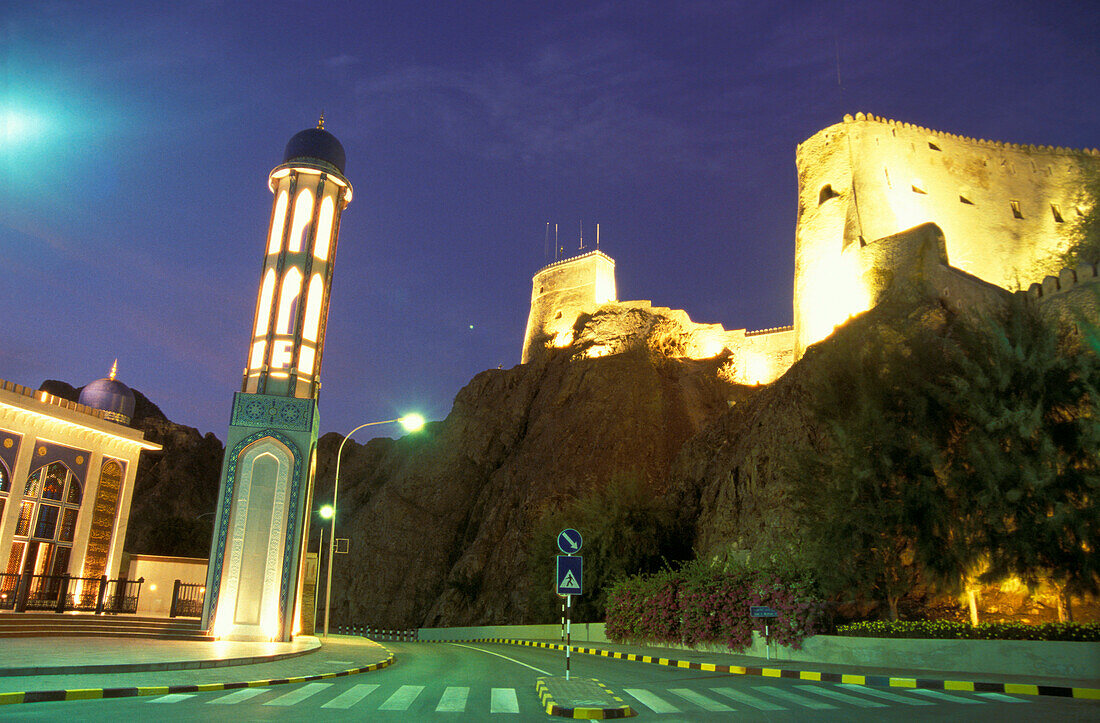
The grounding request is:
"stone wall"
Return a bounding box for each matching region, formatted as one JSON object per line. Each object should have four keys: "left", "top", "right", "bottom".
{"left": 521, "top": 251, "right": 617, "bottom": 363}
{"left": 794, "top": 112, "right": 1100, "bottom": 353}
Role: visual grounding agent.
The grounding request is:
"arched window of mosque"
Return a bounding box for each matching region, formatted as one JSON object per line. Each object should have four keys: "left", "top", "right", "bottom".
{"left": 0, "top": 462, "right": 9, "bottom": 493}
{"left": 819, "top": 184, "right": 839, "bottom": 205}
{"left": 288, "top": 188, "right": 314, "bottom": 253}
{"left": 24, "top": 468, "right": 41, "bottom": 496}
{"left": 276, "top": 267, "right": 303, "bottom": 335}
{"left": 20, "top": 463, "right": 83, "bottom": 546}
{"left": 67, "top": 478, "right": 82, "bottom": 505}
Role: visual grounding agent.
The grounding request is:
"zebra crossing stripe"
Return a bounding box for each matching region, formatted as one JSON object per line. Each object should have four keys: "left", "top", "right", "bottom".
{"left": 908, "top": 689, "right": 984, "bottom": 704}
{"left": 623, "top": 688, "right": 679, "bottom": 713}
{"left": 321, "top": 683, "right": 379, "bottom": 709}
{"left": 435, "top": 686, "right": 468, "bottom": 712}
{"left": 756, "top": 685, "right": 837, "bottom": 709}
{"left": 795, "top": 684, "right": 888, "bottom": 708}
{"left": 209, "top": 688, "right": 267, "bottom": 704}
{"left": 264, "top": 682, "right": 332, "bottom": 706}
{"left": 976, "top": 692, "right": 1027, "bottom": 703}
{"left": 668, "top": 688, "right": 733, "bottom": 712}
{"left": 149, "top": 694, "right": 195, "bottom": 704}
{"left": 711, "top": 687, "right": 785, "bottom": 710}
{"left": 491, "top": 687, "right": 520, "bottom": 713}
{"left": 378, "top": 684, "right": 424, "bottom": 711}
{"left": 838, "top": 684, "right": 935, "bottom": 705}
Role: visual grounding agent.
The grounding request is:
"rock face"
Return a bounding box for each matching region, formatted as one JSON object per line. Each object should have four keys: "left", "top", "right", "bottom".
{"left": 313, "top": 306, "right": 743, "bottom": 627}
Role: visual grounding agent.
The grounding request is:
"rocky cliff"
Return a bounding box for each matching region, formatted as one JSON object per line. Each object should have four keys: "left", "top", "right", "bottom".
{"left": 312, "top": 305, "right": 748, "bottom": 627}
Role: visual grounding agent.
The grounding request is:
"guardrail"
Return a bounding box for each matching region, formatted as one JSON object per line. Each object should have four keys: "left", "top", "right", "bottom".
{"left": 337, "top": 624, "right": 418, "bottom": 642}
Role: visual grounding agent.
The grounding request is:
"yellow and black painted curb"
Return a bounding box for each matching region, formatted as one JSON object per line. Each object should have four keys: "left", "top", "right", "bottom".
{"left": 448, "top": 638, "right": 1100, "bottom": 701}
{"left": 0, "top": 647, "right": 395, "bottom": 706}
{"left": 535, "top": 677, "right": 635, "bottom": 719}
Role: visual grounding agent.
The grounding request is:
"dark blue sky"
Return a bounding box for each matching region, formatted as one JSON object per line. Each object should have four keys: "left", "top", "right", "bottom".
{"left": 2, "top": 1, "right": 1098, "bottom": 437}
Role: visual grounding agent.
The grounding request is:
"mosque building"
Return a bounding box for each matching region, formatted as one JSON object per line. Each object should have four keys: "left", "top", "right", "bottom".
{"left": 0, "top": 363, "right": 161, "bottom": 608}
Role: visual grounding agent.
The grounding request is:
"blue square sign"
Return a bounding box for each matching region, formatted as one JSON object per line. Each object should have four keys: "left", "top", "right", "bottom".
{"left": 556, "top": 555, "right": 582, "bottom": 595}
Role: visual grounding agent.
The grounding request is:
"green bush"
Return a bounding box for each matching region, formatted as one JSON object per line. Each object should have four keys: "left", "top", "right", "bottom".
{"left": 836, "top": 620, "right": 1100, "bottom": 642}
{"left": 605, "top": 558, "right": 824, "bottom": 651}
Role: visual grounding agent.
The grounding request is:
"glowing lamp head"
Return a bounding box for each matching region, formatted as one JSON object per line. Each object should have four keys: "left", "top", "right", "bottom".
{"left": 319, "top": 505, "right": 334, "bottom": 520}
{"left": 399, "top": 414, "right": 425, "bottom": 432}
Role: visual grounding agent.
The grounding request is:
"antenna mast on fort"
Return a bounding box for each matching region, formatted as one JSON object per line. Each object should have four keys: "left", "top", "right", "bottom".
{"left": 596, "top": 223, "right": 600, "bottom": 249}
{"left": 579, "top": 220, "right": 584, "bottom": 250}
{"left": 544, "top": 222, "right": 550, "bottom": 262}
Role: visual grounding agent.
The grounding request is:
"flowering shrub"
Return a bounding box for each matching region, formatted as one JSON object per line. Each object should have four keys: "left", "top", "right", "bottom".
{"left": 836, "top": 620, "right": 1100, "bottom": 642}
{"left": 605, "top": 559, "right": 824, "bottom": 651}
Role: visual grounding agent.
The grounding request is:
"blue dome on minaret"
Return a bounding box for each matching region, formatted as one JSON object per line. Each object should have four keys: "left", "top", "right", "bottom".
{"left": 283, "top": 114, "right": 346, "bottom": 174}
{"left": 78, "top": 360, "right": 136, "bottom": 425}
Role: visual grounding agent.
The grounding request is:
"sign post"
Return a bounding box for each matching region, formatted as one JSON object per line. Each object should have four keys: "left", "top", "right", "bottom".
{"left": 750, "top": 605, "right": 779, "bottom": 660}
{"left": 556, "top": 529, "right": 583, "bottom": 680}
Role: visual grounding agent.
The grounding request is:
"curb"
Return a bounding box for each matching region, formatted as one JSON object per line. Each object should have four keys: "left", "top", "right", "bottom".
{"left": 535, "top": 677, "right": 635, "bottom": 719}
{"left": 445, "top": 638, "right": 1100, "bottom": 701}
{"left": 0, "top": 646, "right": 395, "bottom": 706}
{"left": 0, "top": 646, "right": 318, "bottom": 678}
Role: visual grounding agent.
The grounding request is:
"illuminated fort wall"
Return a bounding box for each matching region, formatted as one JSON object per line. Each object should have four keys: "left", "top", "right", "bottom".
{"left": 794, "top": 112, "right": 1100, "bottom": 352}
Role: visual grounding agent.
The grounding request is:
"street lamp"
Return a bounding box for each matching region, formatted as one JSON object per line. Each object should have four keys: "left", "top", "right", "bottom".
{"left": 323, "top": 414, "right": 425, "bottom": 637}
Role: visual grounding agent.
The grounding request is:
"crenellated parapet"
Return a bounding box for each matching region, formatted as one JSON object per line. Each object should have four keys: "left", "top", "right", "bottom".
{"left": 840, "top": 112, "right": 1100, "bottom": 158}
{"left": 1022, "top": 263, "right": 1100, "bottom": 300}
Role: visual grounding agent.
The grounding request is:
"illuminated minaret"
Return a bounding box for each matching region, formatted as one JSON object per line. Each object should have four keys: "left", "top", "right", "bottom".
{"left": 203, "top": 118, "right": 352, "bottom": 641}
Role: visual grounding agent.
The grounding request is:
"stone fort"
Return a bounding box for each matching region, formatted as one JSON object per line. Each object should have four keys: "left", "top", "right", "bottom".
{"left": 521, "top": 112, "right": 1100, "bottom": 382}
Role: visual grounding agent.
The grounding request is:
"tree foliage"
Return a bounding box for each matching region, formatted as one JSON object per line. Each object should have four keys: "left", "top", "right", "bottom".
{"left": 525, "top": 474, "right": 690, "bottom": 622}
{"left": 794, "top": 290, "right": 1100, "bottom": 619}
{"left": 1062, "top": 165, "right": 1100, "bottom": 267}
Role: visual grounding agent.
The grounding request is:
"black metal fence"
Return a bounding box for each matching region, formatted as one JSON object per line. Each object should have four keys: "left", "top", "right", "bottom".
{"left": 0, "top": 573, "right": 143, "bottom": 614}
{"left": 338, "top": 624, "right": 418, "bottom": 641}
{"left": 169, "top": 580, "right": 205, "bottom": 618}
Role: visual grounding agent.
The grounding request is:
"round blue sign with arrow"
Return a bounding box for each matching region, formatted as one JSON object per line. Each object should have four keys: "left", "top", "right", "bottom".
{"left": 557, "top": 528, "right": 582, "bottom": 554}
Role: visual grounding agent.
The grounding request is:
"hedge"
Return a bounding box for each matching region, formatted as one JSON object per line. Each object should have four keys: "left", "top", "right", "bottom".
{"left": 836, "top": 620, "right": 1100, "bottom": 642}
{"left": 604, "top": 561, "right": 824, "bottom": 651}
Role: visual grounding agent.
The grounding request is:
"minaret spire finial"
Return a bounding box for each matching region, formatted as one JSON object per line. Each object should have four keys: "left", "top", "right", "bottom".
{"left": 317, "top": 111, "right": 325, "bottom": 130}
{"left": 109, "top": 359, "right": 118, "bottom": 381}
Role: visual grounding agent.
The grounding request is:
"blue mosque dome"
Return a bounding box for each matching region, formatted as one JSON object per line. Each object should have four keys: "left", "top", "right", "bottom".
{"left": 78, "top": 361, "right": 136, "bottom": 425}
{"left": 283, "top": 115, "right": 346, "bottom": 174}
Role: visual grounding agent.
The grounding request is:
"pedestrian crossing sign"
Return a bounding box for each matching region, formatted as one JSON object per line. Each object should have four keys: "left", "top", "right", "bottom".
{"left": 556, "top": 555, "right": 582, "bottom": 595}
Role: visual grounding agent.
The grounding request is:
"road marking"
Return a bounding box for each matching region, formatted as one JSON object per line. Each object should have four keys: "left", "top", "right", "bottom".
{"left": 491, "top": 687, "right": 520, "bottom": 713}
{"left": 448, "top": 643, "right": 552, "bottom": 675}
{"left": 668, "top": 688, "right": 732, "bottom": 711}
{"left": 208, "top": 688, "right": 268, "bottom": 704}
{"left": 838, "top": 684, "right": 935, "bottom": 705}
{"left": 711, "top": 686, "right": 786, "bottom": 710}
{"left": 324, "top": 660, "right": 355, "bottom": 665}
{"left": 436, "top": 686, "right": 469, "bottom": 712}
{"left": 908, "top": 688, "right": 984, "bottom": 704}
{"left": 975, "top": 692, "right": 1028, "bottom": 703}
{"left": 379, "top": 684, "right": 424, "bottom": 711}
{"left": 756, "top": 685, "right": 837, "bottom": 709}
{"left": 148, "top": 694, "right": 194, "bottom": 704}
{"left": 321, "top": 683, "right": 380, "bottom": 709}
{"left": 624, "top": 688, "right": 680, "bottom": 713}
{"left": 264, "top": 682, "right": 333, "bottom": 706}
{"left": 795, "top": 684, "right": 888, "bottom": 707}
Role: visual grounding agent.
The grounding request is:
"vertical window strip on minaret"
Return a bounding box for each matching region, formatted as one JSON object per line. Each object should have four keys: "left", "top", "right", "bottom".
{"left": 288, "top": 187, "right": 314, "bottom": 253}
{"left": 266, "top": 191, "right": 288, "bottom": 254}
{"left": 313, "top": 194, "right": 335, "bottom": 261}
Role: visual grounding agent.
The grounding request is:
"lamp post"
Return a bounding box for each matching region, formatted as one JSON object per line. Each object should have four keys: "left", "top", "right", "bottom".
{"left": 323, "top": 414, "right": 425, "bottom": 637}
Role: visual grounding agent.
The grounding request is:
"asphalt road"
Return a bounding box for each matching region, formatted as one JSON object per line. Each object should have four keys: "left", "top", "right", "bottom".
{"left": 2, "top": 641, "right": 1097, "bottom": 721}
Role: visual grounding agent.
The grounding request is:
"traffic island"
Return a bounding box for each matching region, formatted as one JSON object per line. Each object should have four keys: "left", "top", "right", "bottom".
{"left": 536, "top": 676, "right": 635, "bottom": 719}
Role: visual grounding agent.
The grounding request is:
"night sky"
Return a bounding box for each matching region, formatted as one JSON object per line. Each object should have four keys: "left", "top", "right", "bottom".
{"left": 3, "top": 1, "right": 1098, "bottom": 438}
